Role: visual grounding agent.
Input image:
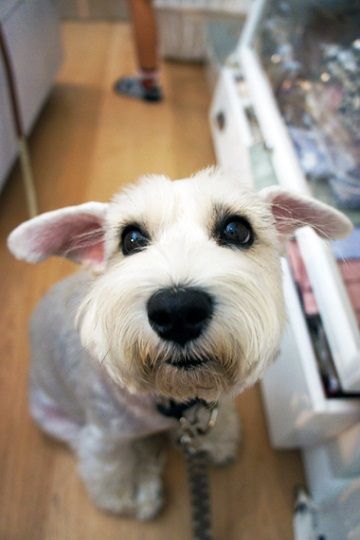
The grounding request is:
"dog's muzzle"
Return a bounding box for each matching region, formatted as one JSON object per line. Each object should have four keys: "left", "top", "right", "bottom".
{"left": 147, "top": 286, "right": 214, "bottom": 346}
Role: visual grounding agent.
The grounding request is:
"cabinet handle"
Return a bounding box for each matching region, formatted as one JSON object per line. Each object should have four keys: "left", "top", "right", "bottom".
{"left": 215, "top": 111, "right": 225, "bottom": 131}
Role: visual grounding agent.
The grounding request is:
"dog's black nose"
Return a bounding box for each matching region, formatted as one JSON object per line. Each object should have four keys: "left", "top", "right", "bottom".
{"left": 147, "top": 287, "right": 213, "bottom": 346}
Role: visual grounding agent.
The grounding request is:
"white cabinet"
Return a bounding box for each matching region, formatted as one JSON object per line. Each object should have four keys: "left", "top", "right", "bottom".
{"left": 0, "top": 52, "right": 17, "bottom": 189}
{"left": 0, "top": 0, "right": 62, "bottom": 189}
{"left": 209, "top": 3, "right": 360, "bottom": 535}
{"left": 2, "top": 0, "right": 63, "bottom": 134}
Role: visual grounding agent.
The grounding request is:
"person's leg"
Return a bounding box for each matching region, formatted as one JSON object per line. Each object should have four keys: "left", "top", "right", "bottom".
{"left": 114, "top": 0, "right": 163, "bottom": 102}
{"left": 129, "top": 0, "right": 158, "bottom": 71}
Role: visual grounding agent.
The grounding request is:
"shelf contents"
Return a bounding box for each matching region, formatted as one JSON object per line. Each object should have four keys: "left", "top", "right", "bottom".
{"left": 287, "top": 239, "right": 360, "bottom": 397}
{"left": 287, "top": 239, "right": 360, "bottom": 325}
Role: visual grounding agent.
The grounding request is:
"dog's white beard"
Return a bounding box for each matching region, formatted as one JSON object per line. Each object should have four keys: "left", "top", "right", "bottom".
{"left": 77, "top": 255, "right": 285, "bottom": 402}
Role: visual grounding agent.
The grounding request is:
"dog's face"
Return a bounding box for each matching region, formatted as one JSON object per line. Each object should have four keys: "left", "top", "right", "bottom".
{"left": 8, "top": 168, "right": 352, "bottom": 402}
{"left": 78, "top": 170, "right": 285, "bottom": 401}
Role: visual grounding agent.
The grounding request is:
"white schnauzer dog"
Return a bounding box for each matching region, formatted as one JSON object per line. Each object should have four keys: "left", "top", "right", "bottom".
{"left": 8, "top": 168, "right": 351, "bottom": 520}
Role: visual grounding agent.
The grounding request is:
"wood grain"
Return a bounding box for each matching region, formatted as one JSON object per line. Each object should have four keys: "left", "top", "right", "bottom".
{"left": 0, "top": 22, "right": 305, "bottom": 540}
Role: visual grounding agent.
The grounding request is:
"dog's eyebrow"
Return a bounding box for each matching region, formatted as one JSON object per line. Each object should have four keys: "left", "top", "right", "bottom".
{"left": 116, "top": 219, "right": 149, "bottom": 236}
{"left": 210, "top": 203, "right": 254, "bottom": 232}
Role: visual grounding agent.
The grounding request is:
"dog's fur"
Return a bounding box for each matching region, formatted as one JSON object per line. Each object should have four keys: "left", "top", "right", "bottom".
{"left": 8, "top": 168, "right": 351, "bottom": 519}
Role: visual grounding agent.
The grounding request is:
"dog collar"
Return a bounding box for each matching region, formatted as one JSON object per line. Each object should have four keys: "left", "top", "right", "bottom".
{"left": 156, "top": 397, "right": 209, "bottom": 419}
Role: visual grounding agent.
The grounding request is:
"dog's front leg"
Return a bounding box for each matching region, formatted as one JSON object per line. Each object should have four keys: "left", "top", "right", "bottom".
{"left": 76, "top": 425, "right": 165, "bottom": 520}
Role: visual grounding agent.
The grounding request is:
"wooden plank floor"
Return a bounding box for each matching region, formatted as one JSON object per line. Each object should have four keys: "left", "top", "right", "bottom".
{"left": 0, "top": 22, "right": 305, "bottom": 540}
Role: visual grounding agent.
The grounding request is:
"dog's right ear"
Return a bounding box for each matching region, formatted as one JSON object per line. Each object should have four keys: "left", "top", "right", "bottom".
{"left": 7, "top": 202, "right": 108, "bottom": 271}
{"left": 260, "top": 186, "right": 352, "bottom": 241}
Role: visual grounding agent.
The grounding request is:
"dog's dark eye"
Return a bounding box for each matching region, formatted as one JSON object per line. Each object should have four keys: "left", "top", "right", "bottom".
{"left": 218, "top": 217, "right": 254, "bottom": 248}
{"left": 121, "top": 226, "right": 149, "bottom": 255}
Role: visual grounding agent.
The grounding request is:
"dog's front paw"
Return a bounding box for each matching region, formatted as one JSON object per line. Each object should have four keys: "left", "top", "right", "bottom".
{"left": 91, "top": 491, "right": 137, "bottom": 516}
{"left": 77, "top": 427, "right": 165, "bottom": 520}
{"left": 135, "top": 476, "right": 164, "bottom": 521}
{"left": 82, "top": 476, "right": 163, "bottom": 519}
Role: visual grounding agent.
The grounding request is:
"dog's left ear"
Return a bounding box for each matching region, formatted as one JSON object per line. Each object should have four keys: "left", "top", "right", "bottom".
{"left": 260, "top": 186, "right": 352, "bottom": 241}
{"left": 7, "top": 202, "right": 108, "bottom": 271}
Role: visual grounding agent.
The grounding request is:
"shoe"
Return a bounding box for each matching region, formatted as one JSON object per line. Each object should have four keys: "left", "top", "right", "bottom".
{"left": 113, "top": 77, "right": 163, "bottom": 102}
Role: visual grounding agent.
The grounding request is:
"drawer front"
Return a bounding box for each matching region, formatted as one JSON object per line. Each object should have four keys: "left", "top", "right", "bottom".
{"left": 3, "top": 0, "right": 63, "bottom": 133}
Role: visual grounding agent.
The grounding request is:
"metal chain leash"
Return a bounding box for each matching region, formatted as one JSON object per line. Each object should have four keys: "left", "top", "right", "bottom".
{"left": 184, "top": 448, "right": 213, "bottom": 540}
{"left": 177, "top": 402, "right": 219, "bottom": 540}
{"left": 156, "top": 398, "right": 219, "bottom": 540}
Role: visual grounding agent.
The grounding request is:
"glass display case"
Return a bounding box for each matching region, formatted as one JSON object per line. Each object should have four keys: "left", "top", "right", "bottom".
{"left": 256, "top": 0, "right": 360, "bottom": 214}
{"left": 209, "top": 3, "right": 360, "bottom": 537}
{"left": 237, "top": 0, "right": 360, "bottom": 394}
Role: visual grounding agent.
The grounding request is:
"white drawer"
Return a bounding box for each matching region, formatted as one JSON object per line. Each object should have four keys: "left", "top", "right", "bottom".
{"left": 2, "top": 0, "right": 62, "bottom": 133}
{"left": 261, "top": 261, "right": 360, "bottom": 448}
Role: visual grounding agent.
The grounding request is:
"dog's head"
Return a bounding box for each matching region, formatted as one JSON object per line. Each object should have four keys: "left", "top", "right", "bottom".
{"left": 8, "top": 168, "right": 351, "bottom": 401}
